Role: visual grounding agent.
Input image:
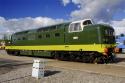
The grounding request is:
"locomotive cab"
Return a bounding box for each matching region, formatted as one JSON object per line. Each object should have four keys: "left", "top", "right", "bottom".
{"left": 67, "top": 19, "right": 116, "bottom": 63}
{"left": 101, "top": 25, "right": 116, "bottom": 57}
{"left": 69, "top": 19, "right": 93, "bottom": 33}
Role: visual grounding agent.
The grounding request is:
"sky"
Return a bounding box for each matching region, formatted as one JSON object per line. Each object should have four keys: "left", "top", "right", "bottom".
{"left": 0, "top": 0, "right": 125, "bottom": 39}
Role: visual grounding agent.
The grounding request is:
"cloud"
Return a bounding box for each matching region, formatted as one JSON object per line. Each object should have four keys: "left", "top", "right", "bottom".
{"left": 111, "top": 19, "right": 125, "bottom": 35}
{"left": 113, "top": 27, "right": 125, "bottom": 35}
{"left": 62, "top": 0, "right": 71, "bottom": 6}
{"left": 1, "top": 0, "right": 125, "bottom": 39}
{"left": 0, "top": 17, "right": 6, "bottom": 25}
{"left": 0, "top": 16, "right": 64, "bottom": 32}
{"left": 62, "top": 0, "right": 125, "bottom": 35}
{"left": 0, "top": 15, "right": 125, "bottom": 38}
{"left": 0, "top": 17, "right": 10, "bottom": 34}
{"left": 111, "top": 19, "right": 125, "bottom": 27}
{"left": 62, "top": 0, "right": 125, "bottom": 22}
{"left": 0, "top": 16, "right": 64, "bottom": 39}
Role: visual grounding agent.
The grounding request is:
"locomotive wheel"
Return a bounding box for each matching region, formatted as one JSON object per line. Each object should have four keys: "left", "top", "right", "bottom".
{"left": 93, "top": 57, "right": 98, "bottom": 64}
{"left": 81, "top": 57, "right": 86, "bottom": 63}
{"left": 108, "top": 53, "right": 116, "bottom": 63}
{"left": 70, "top": 54, "right": 75, "bottom": 61}
{"left": 93, "top": 57, "right": 104, "bottom": 64}
{"left": 14, "top": 51, "right": 20, "bottom": 56}
{"left": 55, "top": 52, "right": 65, "bottom": 61}
{"left": 6, "top": 50, "right": 11, "bottom": 54}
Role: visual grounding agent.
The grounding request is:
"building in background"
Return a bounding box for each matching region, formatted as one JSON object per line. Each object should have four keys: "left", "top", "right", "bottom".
{"left": 0, "top": 33, "right": 11, "bottom": 49}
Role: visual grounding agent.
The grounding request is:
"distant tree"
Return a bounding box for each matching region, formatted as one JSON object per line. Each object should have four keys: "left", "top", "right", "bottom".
{"left": 2, "top": 34, "right": 8, "bottom": 40}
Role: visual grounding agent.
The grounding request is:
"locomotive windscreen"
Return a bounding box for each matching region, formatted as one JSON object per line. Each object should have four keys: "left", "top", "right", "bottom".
{"left": 103, "top": 28, "right": 115, "bottom": 44}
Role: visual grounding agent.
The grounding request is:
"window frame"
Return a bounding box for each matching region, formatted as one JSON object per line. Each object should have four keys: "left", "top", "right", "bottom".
{"left": 55, "top": 33, "right": 60, "bottom": 37}
{"left": 83, "top": 20, "right": 92, "bottom": 25}
{"left": 46, "top": 34, "right": 50, "bottom": 38}
{"left": 38, "top": 35, "right": 42, "bottom": 39}
{"left": 69, "top": 22, "right": 83, "bottom": 33}
{"left": 68, "top": 19, "right": 93, "bottom": 33}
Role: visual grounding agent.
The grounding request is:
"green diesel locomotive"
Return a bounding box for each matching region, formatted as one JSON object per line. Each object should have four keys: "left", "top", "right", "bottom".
{"left": 5, "top": 19, "right": 116, "bottom": 63}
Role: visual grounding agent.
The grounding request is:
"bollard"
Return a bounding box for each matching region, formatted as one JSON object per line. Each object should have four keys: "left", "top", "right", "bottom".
{"left": 32, "top": 59, "right": 45, "bottom": 79}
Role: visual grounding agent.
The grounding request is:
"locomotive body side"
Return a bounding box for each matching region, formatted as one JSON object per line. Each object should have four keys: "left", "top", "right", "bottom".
{"left": 5, "top": 19, "right": 116, "bottom": 63}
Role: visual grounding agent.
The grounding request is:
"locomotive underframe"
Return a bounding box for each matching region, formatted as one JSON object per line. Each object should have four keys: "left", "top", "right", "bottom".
{"left": 6, "top": 49, "right": 115, "bottom": 64}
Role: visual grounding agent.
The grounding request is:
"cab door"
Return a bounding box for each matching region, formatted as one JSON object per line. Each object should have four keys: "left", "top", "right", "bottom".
{"left": 65, "top": 22, "right": 83, "bottom": 45}
{"left": 65, "top": 19, "right": 93, "bottom": 45}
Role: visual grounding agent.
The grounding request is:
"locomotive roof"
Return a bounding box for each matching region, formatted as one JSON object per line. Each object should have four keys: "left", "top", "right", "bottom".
{"left": 13, "top": 19, "right": 94, "bottom": 35}
{"left": 37, "top": 22, "right": 70, "bottom": 30}
{"left": 14, "top": 22, "right": 70, "bottom": 35}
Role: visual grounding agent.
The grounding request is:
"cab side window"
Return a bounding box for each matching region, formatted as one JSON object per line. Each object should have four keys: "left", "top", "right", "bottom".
{"left": 69, "top": 23, "right": 82, "bottom": 32}
{"left": 83, "top": 20, "right": 92, "bottom": 25}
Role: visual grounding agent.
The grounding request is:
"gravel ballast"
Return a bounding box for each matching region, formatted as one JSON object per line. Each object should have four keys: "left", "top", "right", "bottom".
{"left": 1, "top": 50, "right": 125, "bottom": 83}
{"left": 0, "top": 66, "right": 125, "bottom": 83}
